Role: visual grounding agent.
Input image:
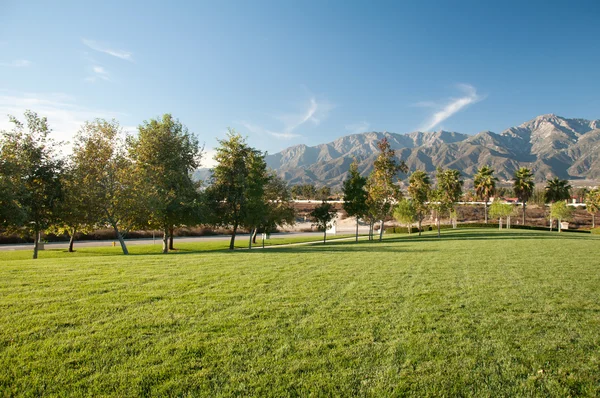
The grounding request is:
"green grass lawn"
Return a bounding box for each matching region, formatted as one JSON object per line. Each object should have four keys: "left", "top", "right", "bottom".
{"left": 1, "top": 229, "right": 600, "bottom": 396}
{"left": 0, "top": 233, "right": 359, "bottom": 262}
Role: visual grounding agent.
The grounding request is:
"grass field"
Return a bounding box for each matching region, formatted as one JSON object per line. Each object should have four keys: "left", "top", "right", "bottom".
{"left": 1, "top": 229, "right": 600, "bottom": 396}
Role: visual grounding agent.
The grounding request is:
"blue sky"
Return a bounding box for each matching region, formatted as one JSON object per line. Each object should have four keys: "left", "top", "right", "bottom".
{"left": 1, "top": 0, "right": 599, "bottom": 166}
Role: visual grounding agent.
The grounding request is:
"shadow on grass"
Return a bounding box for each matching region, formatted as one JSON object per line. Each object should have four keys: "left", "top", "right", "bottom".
{"left": 384, "top": 229, "right": 593, "bottom": 243}
{"left": 28, "top": 228, "right": 594, "bottom": 259}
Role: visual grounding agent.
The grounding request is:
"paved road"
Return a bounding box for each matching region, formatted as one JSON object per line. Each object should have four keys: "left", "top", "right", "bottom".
{"left": 0, "top": 229, "right": 369, "bottom": 251}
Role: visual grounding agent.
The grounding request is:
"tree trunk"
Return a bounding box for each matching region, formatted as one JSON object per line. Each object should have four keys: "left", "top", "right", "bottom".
{"left": 549, "top": 218, "right": 553, "bottom": 232}
{"left": 252, "top": 228, "right": 258, "bottom": 244}
{"left": 169, "top": 226, "right": 175, "bottom": 250}
{"left": 68, "top": 227, "right": 76, "bottom": 252}
{"left": 33, "top": 229, "right": 40, "bottom": 259}
{"left": 379, "top": 220, "right": 384, "bottom": 241}
{"left": 229, "top": 224, "right": 237, "bottom": 250}
{"left": 484, "top": 202, "right": 488, "bottom": 224}
{"left": 558, "top": 218, "right": 562, "bottom": 233}
{"left": 248, "top": 228, "right": 254, "bottom": 249}
{"left": 369, "top": 220, "right": 374, "bottom": 241}
{"left": 418, "top": 215, "right": 422, "bottom": 237}
{"left": 407, "top": 223, "right": 411, "bottom": 234}
{"left": 355, "top": 217, "right": 359, "bottom": 242}
{"left": 323, "top": 229, "right": 327, "bottom": 243}
{"left": 507, "top": 216, "right": 511, "bottom": 229}
{"left": 111, "top": 222, "right": 129, "bottom": 255}
{"left": 162, "top": 228, "right": 169, "bottom": 254}
{"left": 592, "top": 213, "right": 595, "bottom": 228}
{"left": 522, "top": 202, "right": 526, "bottom": 225}
{"left": 437, "top": 216, "right": 441, "bottom": 238}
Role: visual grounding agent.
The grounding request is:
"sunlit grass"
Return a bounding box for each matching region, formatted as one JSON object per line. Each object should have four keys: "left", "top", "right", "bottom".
{"left": 1, "top": 229, "right": 600, "bottom": 396}
{"left": 0, "top": 233, "right": 358, "bottom": 262}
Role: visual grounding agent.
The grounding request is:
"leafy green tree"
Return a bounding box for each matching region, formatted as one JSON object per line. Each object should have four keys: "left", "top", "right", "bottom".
{"left": 544, "top": 177, "right": 572, "bottom": 203}
{"left": 258, "top": 173, "right": 296, "bottom": 240}
{"left": 342, "top": 161, "right": 368, "bottom": 242}
{"left": 585, "top": 189, "right": 599, "bottom": 228}
{"left": 407, "top": 170, "right": 431, "bottom": 236}
{"left": 513, "top": 167, "right": 535, "bottom": 225}
{"left": 0, "top": 111, "right": 64, "bottom": 259}
{"left": 71, "top": 119, "right": 140, "bottom": 255}
{"left": 366, "top": 138, "right": 407, "bottom": 241}
{"left": 242, "top": 152, "right": 271, "bottom": 249}
{"left": 317, "top": 186, "right": 331, "bottom": 201}
{"left": 207, "top": 129, "right": 267, "bottom": 250}
{"left": 129, "top": 114, "right": 202, "bottom": 254}
{"left": 489, "top": 200, "right": 514, "bottom": 229}
{"left": 53, "top": 163, "right": 98, "bottom": 252}
{"left": 474, "top": 165, "right": 497, "bottom": 223}
{"left": 393, "top": 199, "right": 417, "bottom": 233}
{"left": 549, "top": 201, "right": 573, "bottom": 232}
{"left": 310, "top": 201, "right": 337, "bottom": 243}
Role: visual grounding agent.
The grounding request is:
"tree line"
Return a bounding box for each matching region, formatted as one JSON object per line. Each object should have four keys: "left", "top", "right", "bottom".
{"left": 340, "top": 139, "right": 600, "bottom": 242}
{"left": 0, "top": 111, "right": 295, "bottom": 258}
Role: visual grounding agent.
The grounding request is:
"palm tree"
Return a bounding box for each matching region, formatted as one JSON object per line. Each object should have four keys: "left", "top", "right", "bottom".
{"left": 545, "top": 177, "right": 572, "bottom": 231}
{"left": 512, "top": 167, "right": 535, "bottom": 225}
{"left": 544, "top": 177, "right": 572, "bottom": 203}
{"left": 585, "top": 189, "right": 599, "bottom": 228}
{"left": 473, "top": 165, "right": 497, "bottom": 223}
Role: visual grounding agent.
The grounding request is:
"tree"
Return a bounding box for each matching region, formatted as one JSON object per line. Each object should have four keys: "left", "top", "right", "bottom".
{"left": 489, "top": 200, "right": 513, "bottom": 229}
{"left": 310, "top": 201, "right": 337, "bottom": 243}
{"left": 545, "top": 177, "right": 571, "bottom": 231}
{"left": 437, "top": 168, "right": 464, "bottom": 221}
{"left": 128, "top": 114, "right": 203, "bottom": 254}
{"left": 575, "top": 187, "right": 589, "bottom": 203}
{"left": 259, "top": 173, "right": 296, "bottom": 240}
{"left": 342, "top": 161, "right": 368, "bottom": 242}
{"left": 512, "top": 167, "right": 535, "bottom": 225}
{"left": 474, "top": 165, "right": 497, "bottom": 223}
{"left": 207, "top": 130, "right": 267, "bottom": 250}
{"left": 393, "top": 199, "right": 417, "bottom": 233}
{"left": 428, "top": 188, "right": 445, "bottom": 238}
{"left": 366, "top": 138, "right": 407, "bottom": 241}
{"left": 549, "top": 201, "right": 573, "bottom": 232}
{"left": 407, "top": 170, "right": 431, "bottom": 236}
{"left": 53, "top": 163, "right": 97, "bottom": 252}
{"left": 71, "top": 119, "right": 140, "bottom": 255}
{"left": 242, "top": 152, "right": 271, "bottom": 249}
{"left": 545, "top": 177, "right": 572, "bottom": 203}
{"left": 317, "top": 186, "right": 331, "bottom": 201}
{"left": 585, "top": 189, "right": 599, "bottom": 228}
{"left": 0, "top": 111, "right": 64, "bottom": 259}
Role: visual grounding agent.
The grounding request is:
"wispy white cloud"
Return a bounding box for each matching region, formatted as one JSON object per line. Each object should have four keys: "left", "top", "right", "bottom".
{"left": 0, "top": 91, "right": 128, "bottom": 150}
{"left": 418, "top": 84, "right": 484, "bottom": 131}
{"left": 239, "top": 121, "right": 301, "bottom": 140}
{"left": 345, "top": 121, "right": 370, "bottom": 135}
{"left": 85, "top": 65, "right": 111, "bottom": 82}
{"left": 82, "top": 38, "right": 133, "bottom": 62}
{"left": 240, "top": 96, "right": 334, "bottom": 140}
{"left": 276, "top": 97, "right": 334, "bottom": 134}
{"left": 0, "top": 59, "right": 31, "bottom": 68}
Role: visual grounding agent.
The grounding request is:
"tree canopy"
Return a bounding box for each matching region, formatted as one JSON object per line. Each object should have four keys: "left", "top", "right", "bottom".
{"left": 0, "top": 111, "right": 64, "bottom": 258}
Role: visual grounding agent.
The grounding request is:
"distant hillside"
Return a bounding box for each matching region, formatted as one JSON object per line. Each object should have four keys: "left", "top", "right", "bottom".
{"left": 261, "top": 114, "right": 600, "bottom": 187}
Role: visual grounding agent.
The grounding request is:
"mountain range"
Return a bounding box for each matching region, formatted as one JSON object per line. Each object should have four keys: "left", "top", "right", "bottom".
{"left": 262, "top": 114, "right": 600, "bottom": 187}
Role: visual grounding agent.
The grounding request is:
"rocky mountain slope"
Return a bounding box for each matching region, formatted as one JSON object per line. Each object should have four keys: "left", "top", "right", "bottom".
{"left": 263, "top": 114, "right": 600, "bottom": 187}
